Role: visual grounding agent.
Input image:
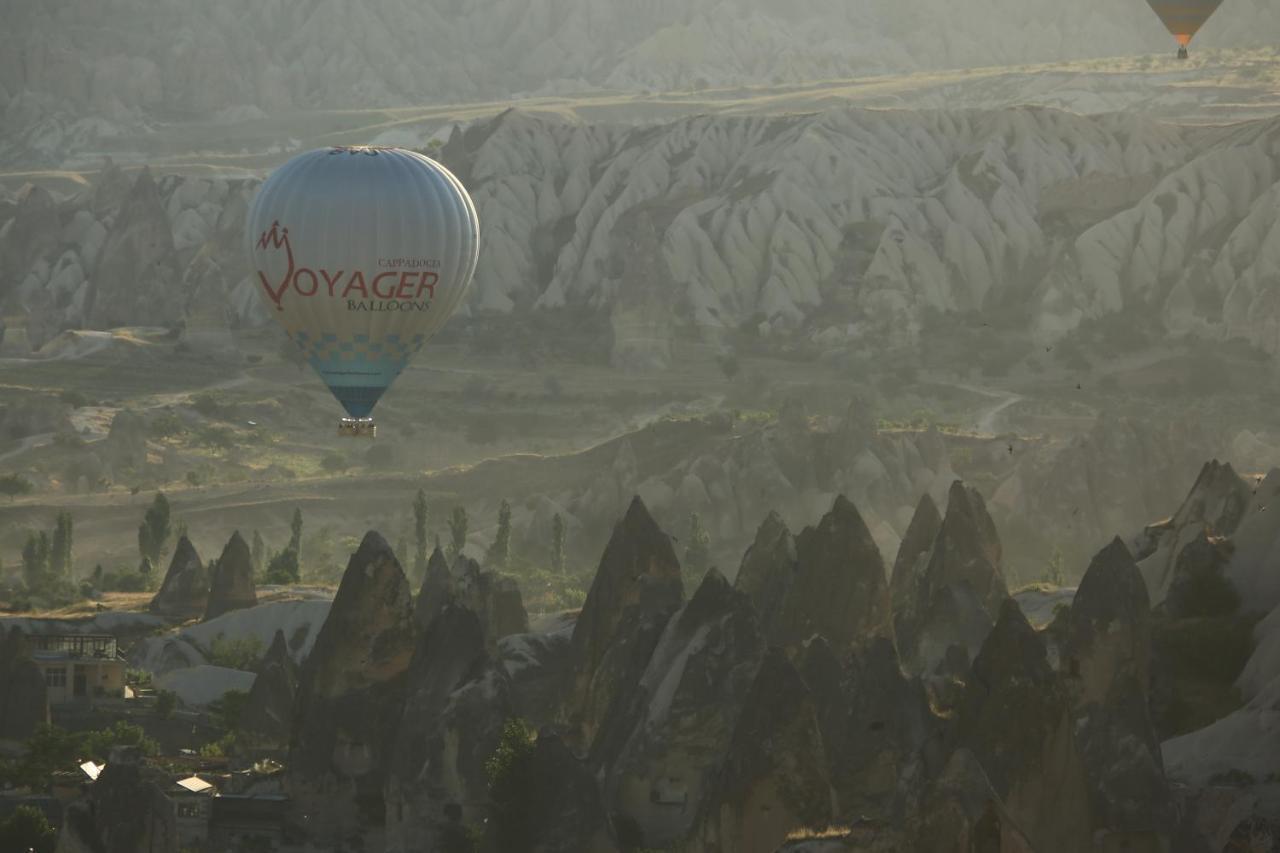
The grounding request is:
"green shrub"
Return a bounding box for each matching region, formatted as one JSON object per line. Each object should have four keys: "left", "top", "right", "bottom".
{"left": 486, "top": 718, "right": 538, "bottom": 853}
{"left": 208, "top": 635, "right": 264, "bottom": 671}
{"left": 209, "top": 690, "right": 250, "bottom": 734}
{"left": 0, "top": 804, "right": 56, "bottom": 853}
{"left": 155, "top": 689, "right": 177, "bottom": 719}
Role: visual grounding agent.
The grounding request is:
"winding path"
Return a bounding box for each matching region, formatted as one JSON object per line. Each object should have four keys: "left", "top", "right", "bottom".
{"left": 953, "top": 382, "right": 1026, "bottom": 435}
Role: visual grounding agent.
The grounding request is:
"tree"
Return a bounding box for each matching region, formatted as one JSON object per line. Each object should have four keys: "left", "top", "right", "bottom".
{"left": 551, "top": 514, "right": 566, "bottom": 574}
{"left": 137, "top": 492, "right": 172, "bottom": 566}
{"left": 485, "top": 719, "right": 538, "bottom": 853}
{"left": 208, "top": 635, "right": 264, "bottom": 671}
{"left": 12, "top": 724, "right": 80, "bottom": 790}
{"left": 413, "top": 488, "right": 429, "bottom": 578}
{"left": 448, "top": 506, "right": 469, "bottom": 560}
{"left": 80, "top": 720, "right": 159, "bottom": 762}
{"left": 304, "top": 526, "right": 337, "bottom": 582}
{"left": 0, "top": 804, "right": 56, "bottom": 853}
{"left": 685, "top": 513, "right": 711, "bottom": 577}
{"left": 49, "top": 512, "right": 73, "bottom": 579}
{"left": 139, "top": 557, "right": 155, "bottom": 590}
{"left": 21, "top": 531, "right": 50, "bottom": 590}
{"left": 155, "top": 689, "right": 177, "bottom": 719}
{"left": 488, "top": 500, "right": 512, "bottom": 569}
{"left": 264, "top": 548, "right": 300, "bottom": 585}
{"left": 251, "top": 530, "right": 266, "bottom": 578}
{"left": 1046, "top": 546, "right": 1065, "bottom": 587}
{"left": 0, "top": 473, "right": 33, "bottom": 502}
{"left": 288, "top": 508, "right": 304, "bottom": 556}
{"left": 209, "top": 689, "right": 250, "bottom": 734}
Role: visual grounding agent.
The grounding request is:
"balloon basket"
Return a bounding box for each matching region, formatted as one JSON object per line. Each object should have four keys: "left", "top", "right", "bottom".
{"left": 338, "top": 417, "right": 377, "bottom": 438}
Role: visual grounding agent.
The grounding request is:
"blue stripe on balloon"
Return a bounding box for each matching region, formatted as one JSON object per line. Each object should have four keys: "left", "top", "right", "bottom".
{"left": 307, "top": 352, "right": 406, "bottom": 418}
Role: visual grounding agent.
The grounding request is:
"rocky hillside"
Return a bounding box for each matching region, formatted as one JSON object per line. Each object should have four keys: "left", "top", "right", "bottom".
{"left": 6, "top": 106, "right": 1280, "bottom": 366}
{"left": 31, "top": 463, "right": 1280, "bottom": 850}
{"left": 4, "top": 0, "right": 1277, "bottom": 129}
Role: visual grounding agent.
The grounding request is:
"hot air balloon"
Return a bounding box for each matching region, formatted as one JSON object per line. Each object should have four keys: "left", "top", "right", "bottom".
{"left": 245, "top": 147, "right": 480, "bottom": 437}
{"left": 1145, "top": 0, "right": 1224, "bottom": 59}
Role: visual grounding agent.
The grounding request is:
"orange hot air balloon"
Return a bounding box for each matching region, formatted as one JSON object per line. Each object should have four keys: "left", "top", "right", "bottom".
{"left": 1145, "top": 0, "right": 1225, "bottom": 58}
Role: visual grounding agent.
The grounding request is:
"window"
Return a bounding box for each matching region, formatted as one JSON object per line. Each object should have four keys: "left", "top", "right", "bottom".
{"left": 176, "top": 802, "right": 204, "bottom": 819}
{"left": 45, "top": 667, "right": 66, "bottom": 688}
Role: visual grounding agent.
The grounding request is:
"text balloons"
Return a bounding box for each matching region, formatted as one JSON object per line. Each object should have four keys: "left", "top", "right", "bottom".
{"left": 246, "top": 146, "right": 479, "bottom": 422}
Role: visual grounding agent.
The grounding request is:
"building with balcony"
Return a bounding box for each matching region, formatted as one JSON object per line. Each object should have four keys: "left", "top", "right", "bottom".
{"left": 29, "top": 634, "right": 127, "bottom": 705}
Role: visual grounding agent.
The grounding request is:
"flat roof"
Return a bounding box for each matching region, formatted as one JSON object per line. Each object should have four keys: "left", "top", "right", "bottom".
{"left": 176, "top": 777, "right": 215, "bottom": 794}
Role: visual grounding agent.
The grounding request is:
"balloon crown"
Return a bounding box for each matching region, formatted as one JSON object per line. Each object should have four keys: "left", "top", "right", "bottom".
{"left": 328, "top": 146, "right": 394, "bottom": 156}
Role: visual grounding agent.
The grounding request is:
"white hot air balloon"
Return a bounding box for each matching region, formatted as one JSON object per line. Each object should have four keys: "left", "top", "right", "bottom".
{"left": 245, "top": 146, "right": 480, "bottom": 436}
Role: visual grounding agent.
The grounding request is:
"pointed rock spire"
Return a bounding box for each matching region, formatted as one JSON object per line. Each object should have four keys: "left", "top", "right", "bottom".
{"left": 150, "top": 535, "right": 208, "bottom": 620}
{"left": 289, "top": 531, "right": 416, "bottom": 838}
{"left": 772, "top": 494, "right": 889, "bottom": 650}
{"left": 414, "top": 545, "right": 453, "bottom": 632}
{"left": 566, "top": 496, "right": 684, "bottom": 750}
{"left": 957, "top": 599, "right": 1092, "bottom": 853}
{"left": 203, "top": 531, "right": 256, "bottom": 621}
{"left": 240, "top": 629, "right": 299, "bottom": 747}
{"left": 733, "top": 510, "right": 796, "bottom": 639}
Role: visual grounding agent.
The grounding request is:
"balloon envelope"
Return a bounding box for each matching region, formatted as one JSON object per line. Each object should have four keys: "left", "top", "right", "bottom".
{"left": 1145, "top": 0, "right": 1224, "bottom": 46}
{"left": 245, "top": 147, "right": 479, "bottom": 418}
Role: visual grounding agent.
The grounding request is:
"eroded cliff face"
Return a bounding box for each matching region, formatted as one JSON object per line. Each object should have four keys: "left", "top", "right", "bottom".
{"left": 10, "top": 106, "right": 1280, "bottom": 376}
{"left": 203, "top": 531, "right": 257, "bottom": 621}
{"left": 149, "top": 535, "right": 208, "bottom": 621}
{"left": 198, "top": 479, "right": 1232, "bottom": 852}
{"left": 288, "top": 531, "right": 416, "bottom": 841}
{"left": 563, "top": 496, "right": 684, "bottom": 752}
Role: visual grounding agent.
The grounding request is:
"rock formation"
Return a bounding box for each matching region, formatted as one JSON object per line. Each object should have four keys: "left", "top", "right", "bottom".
{"left": 907, "top": 748, "right": 1037, "bottom": 853}
{"left": 384, "top": 603, "right": 510, "bottom": 853}
{"left": 682, "top": 647, "right": 832, "bottom": 853}
{"left": 413, "top": 545, "right": 453, "bottom": 631}
{"left": 148, "top": 535, "right": 208, "bottom": 620}
{"left": 603, "top": 569, "right": 764, "bottom": 846}
{"left": 1164, "top": 529, "right": 1238, "bottom": 619}
{"left": 56, "top": 746, "right": 178, "bottom": 853}
{"left": 1226, "top": 466, "right": 1280, "bottom": 613}
{"left": 452, "top": 556, "right": 530, "bottom": 648}
{"left": 955, "top": 599, "right": 1092, "bottom": 853}
{"left": 203, "top": 531, "right": 257, "bottom": 621}
{"left": 890, "top": 492, "right": 942, "bottom": 661}
{"left": 564, "top": 496, "right": 684, "bottom": 752}
{"left": 895, "top": 482, "right": 1009, "bottom": 677}
{"left": 1135, "top": 459, "right": 1249, "bottom": 607}
{"left": 830, "top": 636, "right": 941, "bottom": 824}
{"left": 732, "top": 511, "right": 796, "bottom": 641}
{"left": 771, "top": 495, "right": 890, "bottom": 651}
{"left": 0, "top": 627, "right": 48, "bottom": 741}
{"left": 86, "top": 167, "right": 182, "bottom": 329}
{"left": 239, "top": 629, "right": 299, "bottom": 748}
{"left": 519, "top": 733, "right": 619, "bottom": 853}
{"left": 1063, "top": 538, "right": 1171, "bottom": 841}
{"left": 1028, "top": 413, "right": 1216, "bottom": 566}
{"left": 288, "top": 532, "right": 416, "bottom": 841}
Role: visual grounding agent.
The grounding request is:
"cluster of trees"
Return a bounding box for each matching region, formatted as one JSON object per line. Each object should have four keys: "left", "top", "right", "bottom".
{"left": 20, "top": 511, "right": 73, "bottom": 594}
{"left": 0, "top": 722, "right": 158, "bottom": 792}
{"left": 0, "top": 472, "right": 33, "bottom": 500}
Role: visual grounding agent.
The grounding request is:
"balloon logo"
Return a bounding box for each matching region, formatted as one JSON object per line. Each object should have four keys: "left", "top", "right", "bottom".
{"left": 245, "top": 147, "right": 480, "bottom": 432}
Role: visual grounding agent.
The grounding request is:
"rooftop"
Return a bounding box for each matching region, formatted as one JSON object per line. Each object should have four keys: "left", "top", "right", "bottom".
{"left": 29, "top": 634, "right": 121, "bottom": 661}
